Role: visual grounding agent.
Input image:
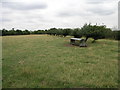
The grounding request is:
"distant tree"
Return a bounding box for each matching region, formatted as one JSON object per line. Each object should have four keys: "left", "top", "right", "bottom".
{"left": 48, "top": 28, "right": 57, "bottom": 35}
{"left": 103, "top": 28, "right": 113, "bottom": 39}
{"left": 62, "top": 28, "right": 71, "bottom": 37}
{"left": 15, "top": 29, "right": 23, "bottom": 35}
{"left": 0, "top": 30, "right": 2, "bottom": 36}
{"left": 23, "top": 30, "right": 30, "bottom": 35}
{"left": 2, "top": 26, "right": 119, "bottom": 41}
{"left": 2, "top": 28, "right": 8, "bottom": 36}
{"left": 56, "top": 28, "right": 63, "bottom": 36}
{"left": 112, "top": 31, "right": 120, "bottom": 40}
{"left": 71, "top": 28, "right": 82, "bottom": 38}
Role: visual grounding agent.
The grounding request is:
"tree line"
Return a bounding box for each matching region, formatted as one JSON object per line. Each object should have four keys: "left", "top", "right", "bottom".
{"left": 1, "top": 24, "right": 120, "bottom": 42}
{"left": 2, "top": 28, "right": 30, "bottom": 36}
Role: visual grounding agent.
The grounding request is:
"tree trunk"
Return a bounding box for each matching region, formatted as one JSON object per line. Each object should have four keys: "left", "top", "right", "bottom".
{"left": 85, "top": 37, "right": 89, "bottom": 42}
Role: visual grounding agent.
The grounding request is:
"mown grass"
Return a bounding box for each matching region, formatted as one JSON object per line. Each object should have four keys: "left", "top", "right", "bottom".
{"left": 2, "top": 35, "right": 118, "bottom": 88}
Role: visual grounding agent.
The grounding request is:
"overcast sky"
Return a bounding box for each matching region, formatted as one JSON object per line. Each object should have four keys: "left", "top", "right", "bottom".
{"left": 0, "top": 0, "right": 119, "bottom": 30}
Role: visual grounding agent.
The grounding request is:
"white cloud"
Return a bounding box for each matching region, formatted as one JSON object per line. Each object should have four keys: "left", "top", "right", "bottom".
{"left": 2, "top": 2, "right": 47, "bottom": 10}
{"left": 1, "top": 0, "right": 119, "bottom": 30}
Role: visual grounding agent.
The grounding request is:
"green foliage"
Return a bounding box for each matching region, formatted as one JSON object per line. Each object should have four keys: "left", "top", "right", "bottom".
{"left": 48, "top": 28, "right": 57, "bottom": 35}
{"left": 81, "top": 24, "right": 113, "bottom": 42}
{"left": 1, "top": 25, "right": 120, "bottom": 41}
{"left": 2, "top": 28, "right": 30, "bottom": 36}
{"left": 71, "top": 28, "right": 82, "bottom": 38}
{"left": 46, "top": 28, "right": 72, "bottom": 37}
{"left": 23, "top": 30, "right": 30, "bottom": 35}
{"left": 62, "top": 28, "right": 72, "bottom": 37}
{"left": 32, "top": 30, "right": 46, "bottom": 34}
{"left": 56, "top": 28, "right": 64, "bottom": 36}
{"left": 112, "top": 31, "right": 120, "bottom": 40}
{"left": 98, "top": 29, "right": 120, "bottom": 40}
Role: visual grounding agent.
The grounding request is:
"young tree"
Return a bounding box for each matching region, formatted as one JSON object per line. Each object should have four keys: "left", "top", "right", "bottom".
{"left": 81, "top": 24, "right": 111, "bottom": 43}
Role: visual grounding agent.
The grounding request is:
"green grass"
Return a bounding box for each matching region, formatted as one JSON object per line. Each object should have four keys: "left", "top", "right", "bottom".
{"left": 2, "top": 35, "right": 118, "bottom": 88}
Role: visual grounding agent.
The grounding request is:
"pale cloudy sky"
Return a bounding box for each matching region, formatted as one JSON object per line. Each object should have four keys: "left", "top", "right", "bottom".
{"left": 0, "top": 0, "right": 119, "bottom": 30}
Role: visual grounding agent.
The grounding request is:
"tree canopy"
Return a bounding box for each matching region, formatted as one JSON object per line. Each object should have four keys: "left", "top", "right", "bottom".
{"left": 1, "top": 24, "right": 119, "bottom": 41}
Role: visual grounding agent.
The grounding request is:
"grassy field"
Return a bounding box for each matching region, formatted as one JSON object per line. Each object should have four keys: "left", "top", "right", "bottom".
{"left": 2, "top": 35, "right": 118, "bottom": 88}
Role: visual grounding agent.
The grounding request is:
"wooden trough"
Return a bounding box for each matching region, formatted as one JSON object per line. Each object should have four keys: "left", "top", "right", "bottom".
{"left": 70, "top": 38, "right": 87, "bottom": 47}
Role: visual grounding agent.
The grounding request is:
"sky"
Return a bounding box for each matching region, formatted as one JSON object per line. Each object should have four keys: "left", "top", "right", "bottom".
{"left": 0, "top": 0, "right": 119, "bottom": 30}
{"left": 118, "top": 1, "right": 120, "bottom": 30}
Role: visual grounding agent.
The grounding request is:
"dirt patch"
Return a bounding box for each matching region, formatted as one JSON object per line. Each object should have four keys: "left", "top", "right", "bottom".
{"left": 64, "top": 43, "right": 78, "bottom": 47}
{"left": 64, "top": 43, "right": 88, "bottom": 48}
